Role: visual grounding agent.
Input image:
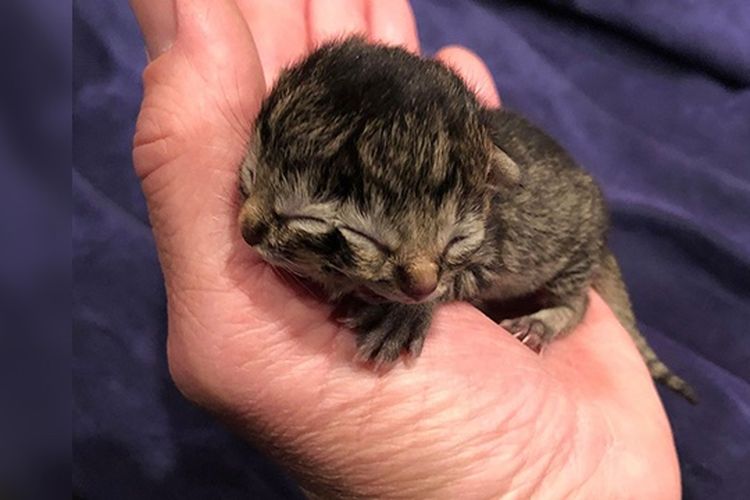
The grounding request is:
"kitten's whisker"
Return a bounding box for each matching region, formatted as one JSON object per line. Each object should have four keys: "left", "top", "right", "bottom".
{"left": 267, "top": 259, "right": 320, "bottom": 297}
{"left": 284, "top": 271, "right": 318, "bottom": 297}
{"left": 323, "top": 263, "right": 349, "bottom": 275}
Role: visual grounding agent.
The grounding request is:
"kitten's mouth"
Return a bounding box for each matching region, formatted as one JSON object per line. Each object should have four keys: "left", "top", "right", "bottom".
{"left": 356, "top": 287, "right": 391, "bottom": 304}
{"left": 357, "top": 286, "right": 439, "bottom": 305}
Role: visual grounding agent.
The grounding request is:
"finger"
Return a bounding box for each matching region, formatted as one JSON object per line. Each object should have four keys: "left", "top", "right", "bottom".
{"left": 130, "top": 0, "right": 177, "bottom": 60}
{"left": 308, "top": 0, "right": 368, "bottom": 48}
{"left": 234, "top": 0, "right": 309, "bottom": 87}
{"left": 132, "top": 0, "right": 264, "bottom": 273}
{"left": 435, "top": 45, "right": 501, "bottom": 108}
{"left": 366, "top": 0, "right": 420, "bottom": 53}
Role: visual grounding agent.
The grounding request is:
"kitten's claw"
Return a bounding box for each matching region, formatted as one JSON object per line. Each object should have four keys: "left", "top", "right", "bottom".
{"left": 345, "top": 302, "right": 434, "bottom": 368}
{"left": 406, "top": 331, "right": 426, "bottom": 358}
{"left": 500, "top": 317, "right": 551, "bottom": 354}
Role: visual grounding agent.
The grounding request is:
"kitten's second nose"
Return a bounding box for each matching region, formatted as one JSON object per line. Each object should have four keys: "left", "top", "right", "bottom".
{"left": 241, "top": 221, "right": 268, "bottom": 246}
{"left": 398, "top": 262, "right": 438, "bottom": 300}
{"left": 239, "top": 199, "right": 268, "bottom": 247}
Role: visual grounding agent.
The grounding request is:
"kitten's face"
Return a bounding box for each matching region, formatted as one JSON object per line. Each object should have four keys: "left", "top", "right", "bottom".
{"left": 239, "top": 170, "right": 490, "bottom": 303}
{"left": 238, "top": 39, "right": 516, "bottom": 303}
{"left": 240, "top": 153, "right": 491, "bottom": 303}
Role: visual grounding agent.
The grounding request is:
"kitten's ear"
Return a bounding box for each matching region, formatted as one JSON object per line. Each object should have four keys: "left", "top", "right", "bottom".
{"left": 489, "top": 144, "right": 521, "bottom": 189}
{"left": 482, "top": 108, "right": 521, "bottom": 189}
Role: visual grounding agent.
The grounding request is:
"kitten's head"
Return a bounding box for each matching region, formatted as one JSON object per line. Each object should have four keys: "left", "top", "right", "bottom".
{"left": 239, "top": 38, "right": 519, "bottom": 303}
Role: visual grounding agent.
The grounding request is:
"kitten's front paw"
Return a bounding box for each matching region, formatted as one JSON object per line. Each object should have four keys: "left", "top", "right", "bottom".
{"left": 500, "top": 316, "right": 553, "bottom": 353}
{"left": 344, "top": 302, "right": 434, "bottom": 368}
{"left": 500, "top": 304, "right": 581, "bottom": 353}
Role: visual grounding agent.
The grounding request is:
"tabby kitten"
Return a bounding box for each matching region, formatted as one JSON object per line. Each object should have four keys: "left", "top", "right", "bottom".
{"left": 238, "top": 38, "right": 696, "bottom": 402}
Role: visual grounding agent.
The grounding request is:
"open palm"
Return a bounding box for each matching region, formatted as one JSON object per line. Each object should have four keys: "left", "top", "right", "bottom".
{"left": 130, "top": 0, "right": 680, "bottom": 497}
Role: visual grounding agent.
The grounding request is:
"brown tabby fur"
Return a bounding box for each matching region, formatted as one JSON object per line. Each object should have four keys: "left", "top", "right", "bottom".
{"left": 238, "top": 38, "right": 696, "bottom": 403}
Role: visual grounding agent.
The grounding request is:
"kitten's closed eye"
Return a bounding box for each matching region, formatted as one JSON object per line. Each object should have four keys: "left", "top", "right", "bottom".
{"left": 282, "top": 214, "right": 331, "bottom": 235}
{"left": 443, "top": 230, "right": 484, "bottom": 264}
{"left": 339, "top": 227, "right": 391, "bottom": 268}
{"left": 239, "top": 143, "right": 258, "bottom": 198}
{"left": 339, "top": 227, "right": 390, "bottom": 253}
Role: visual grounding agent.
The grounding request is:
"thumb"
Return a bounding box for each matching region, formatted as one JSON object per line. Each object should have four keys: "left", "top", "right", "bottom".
{"left": 130, "top": 0, "right": 264, "bottom": 278}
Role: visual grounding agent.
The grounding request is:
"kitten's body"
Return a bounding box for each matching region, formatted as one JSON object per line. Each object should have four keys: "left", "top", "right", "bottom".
{"left": 239, "top": 38, "right": 696, "bottom": 403}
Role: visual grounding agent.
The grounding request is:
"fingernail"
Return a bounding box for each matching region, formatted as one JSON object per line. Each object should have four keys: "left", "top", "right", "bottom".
{"left": 130, "top": 0, "right": 177, "bottom": 60}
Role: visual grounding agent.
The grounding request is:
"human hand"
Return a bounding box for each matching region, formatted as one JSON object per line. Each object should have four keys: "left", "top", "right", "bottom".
{"left": 129, "top": 0, "right": 680, "bottom": 497}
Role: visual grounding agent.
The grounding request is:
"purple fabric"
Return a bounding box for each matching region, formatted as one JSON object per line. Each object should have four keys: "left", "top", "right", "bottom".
{"left": 71, "top": 0, "right": 749, "bottom": 498}
{"left": 0, "top": 1, "right": 70, "bottom": 498}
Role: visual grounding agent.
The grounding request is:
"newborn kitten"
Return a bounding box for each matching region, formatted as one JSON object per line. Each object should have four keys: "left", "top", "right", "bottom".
{"left": 238, "top": 37, "right": 696, "bottom": 403}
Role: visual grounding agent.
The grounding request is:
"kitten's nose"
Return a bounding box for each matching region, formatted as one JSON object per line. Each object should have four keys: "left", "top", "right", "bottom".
{"left": 239, "top": 198, "right": 269, "bottom": 247}
{"left": 398, "top": 262, "right": 438, "bottom": 300}
{"left": 241, "top": 221, "right": 267, "bottom": 246}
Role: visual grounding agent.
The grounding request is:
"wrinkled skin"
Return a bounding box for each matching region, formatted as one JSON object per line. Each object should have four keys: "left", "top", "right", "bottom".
{"left": 129, "top": 0, "right": 681, "bottom": 498}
